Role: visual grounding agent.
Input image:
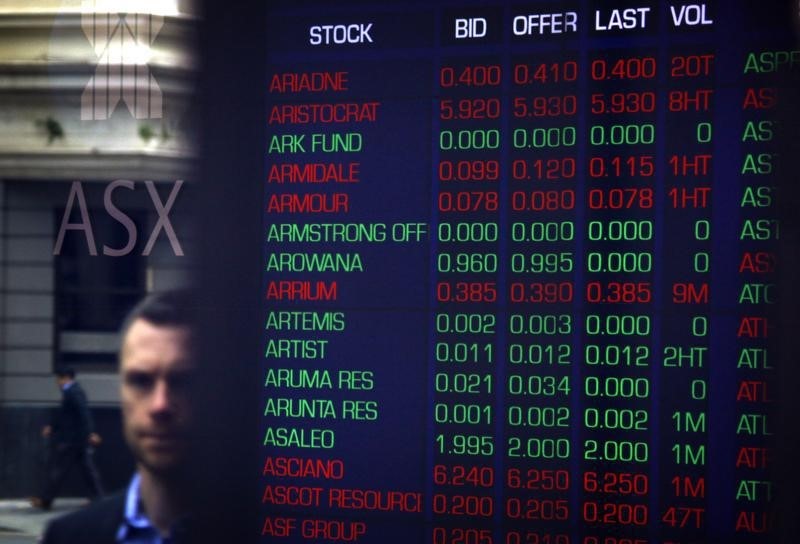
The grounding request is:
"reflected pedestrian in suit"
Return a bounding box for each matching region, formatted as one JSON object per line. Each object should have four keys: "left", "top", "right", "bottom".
{"left": 33, "top": 366, "right": 104, "bottom": 510}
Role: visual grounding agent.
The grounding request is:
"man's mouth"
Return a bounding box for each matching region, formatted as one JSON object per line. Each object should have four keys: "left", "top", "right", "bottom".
{"left": 141, "top": 432, "right": 184, "bottom": 446}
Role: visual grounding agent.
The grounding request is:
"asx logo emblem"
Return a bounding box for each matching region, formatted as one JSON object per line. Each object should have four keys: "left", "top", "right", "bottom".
{"left": 81, "top": 1, "right": 164, "bottom": 120}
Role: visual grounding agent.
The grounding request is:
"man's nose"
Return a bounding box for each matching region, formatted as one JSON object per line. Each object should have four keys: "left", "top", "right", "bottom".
{"left": 150, "top": 380, "right": 173, "bottom": 414}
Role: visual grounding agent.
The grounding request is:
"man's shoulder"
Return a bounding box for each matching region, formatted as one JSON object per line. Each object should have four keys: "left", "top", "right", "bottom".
{"left": 64, "top": 382, "right": 87, "bottom": 402}
{"left": 42, "top": 492, "right": 126, "bottom": 544}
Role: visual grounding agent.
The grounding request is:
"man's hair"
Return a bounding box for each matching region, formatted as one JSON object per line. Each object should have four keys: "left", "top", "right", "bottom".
{"left": 120, "top": 290, "right": 194, "bottom": 339}
{"left": 54, "top": 366, "right": 75, "bottom": 379}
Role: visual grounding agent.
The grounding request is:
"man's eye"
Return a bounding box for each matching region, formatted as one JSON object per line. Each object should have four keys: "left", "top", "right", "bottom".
{"left": 168, "top": 373, "right": 193, "bottom": 392}
{"left": 126, "top": 373, "right": 153, "bottom": 389}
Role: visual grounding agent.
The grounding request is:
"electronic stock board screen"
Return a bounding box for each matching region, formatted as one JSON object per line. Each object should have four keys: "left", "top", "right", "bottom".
{"left": 258, "top": 1, "right": 800, "bottom": 542}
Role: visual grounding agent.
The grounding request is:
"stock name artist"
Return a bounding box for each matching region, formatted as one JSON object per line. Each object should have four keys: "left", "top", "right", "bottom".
{"left": 43, "top": 291, "right": 197, "bottom": 544}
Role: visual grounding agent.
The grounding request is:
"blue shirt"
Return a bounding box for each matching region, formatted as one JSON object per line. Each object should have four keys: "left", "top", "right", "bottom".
{"left": 115, "top": 474, "right": 175, "bottom": 544}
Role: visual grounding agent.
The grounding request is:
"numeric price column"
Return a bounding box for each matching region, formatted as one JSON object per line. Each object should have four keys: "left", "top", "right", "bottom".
{"left": 580, "top": 51, "right": 658, "bottom": 544}
{"left": 503, "top": 52, "right": 581, "bottom": 544}
{"left": 431, "top": 60, "right": 503, "bottom": 544}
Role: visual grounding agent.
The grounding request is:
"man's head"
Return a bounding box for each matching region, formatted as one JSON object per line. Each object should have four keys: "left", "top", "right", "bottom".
{"left": 119, "top": 291, "right": 194, "bottom": 480}
{"left": 54, "top": 366, "right": 75, "bottom": 388}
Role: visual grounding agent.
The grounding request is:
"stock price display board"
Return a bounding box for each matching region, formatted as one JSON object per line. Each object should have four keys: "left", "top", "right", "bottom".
{"left": 260, "top": 1, "right": 798, "bottom": 542}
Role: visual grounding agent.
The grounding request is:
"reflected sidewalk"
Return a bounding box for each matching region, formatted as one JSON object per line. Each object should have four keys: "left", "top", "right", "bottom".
{"left": 0, "top": 499, "right": 84, "bottom": 543}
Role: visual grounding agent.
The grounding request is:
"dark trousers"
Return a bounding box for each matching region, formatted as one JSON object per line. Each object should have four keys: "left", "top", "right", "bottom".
{"left": 42, "top": 442, "right": 104, "bottom": 506}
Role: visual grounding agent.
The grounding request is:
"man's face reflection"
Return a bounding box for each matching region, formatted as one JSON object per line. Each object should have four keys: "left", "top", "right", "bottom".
{"left": 120, "top": 318, "right": 193, "bottom": 477}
